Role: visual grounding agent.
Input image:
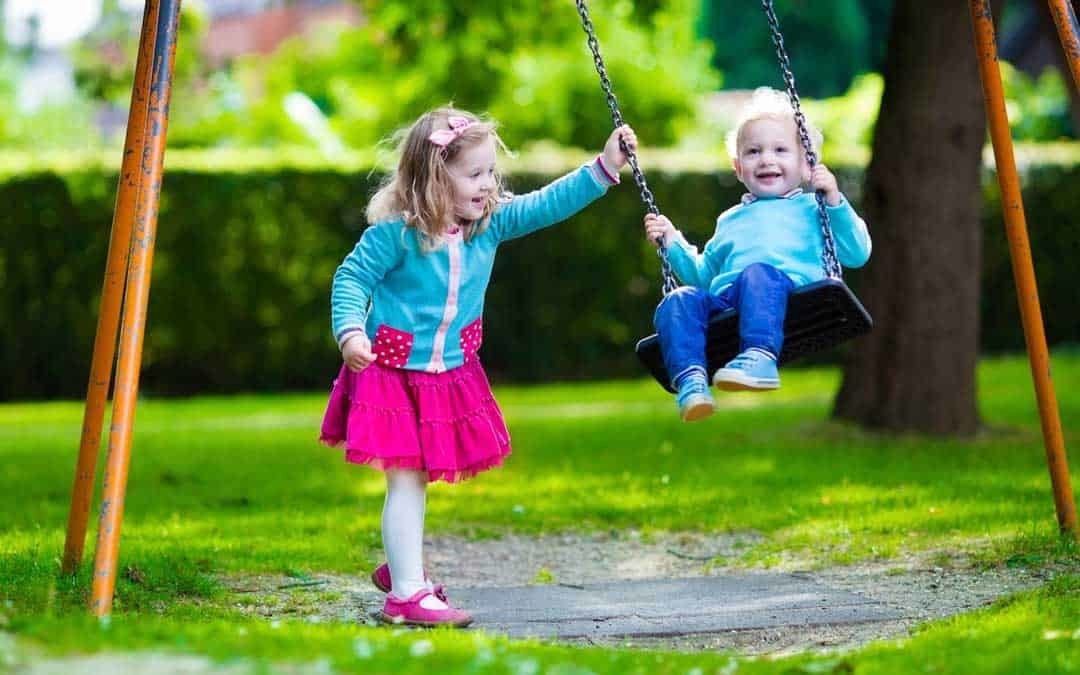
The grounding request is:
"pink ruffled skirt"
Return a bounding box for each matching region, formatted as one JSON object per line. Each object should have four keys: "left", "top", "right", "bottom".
{"left": 319, "top": 361, "right": 511, "bottom": 483}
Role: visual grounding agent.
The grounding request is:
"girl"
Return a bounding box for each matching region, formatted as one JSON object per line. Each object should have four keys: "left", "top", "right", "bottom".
{"left": 320, "top": 107, "right": 636, "bottom": 627}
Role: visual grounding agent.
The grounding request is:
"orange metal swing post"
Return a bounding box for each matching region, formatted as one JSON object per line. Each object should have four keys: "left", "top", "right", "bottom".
{"left": 58, "top": 0, "right": 182, "bottom": 616}
{"left": 969, "top": 0, "right": 1078, "bottom": 536}
{"left": 62, "top": 0, "right": 159, "bottom": 577}
{"left": 90, "top": 0, "right": 182, "bottom": 617}
{"left": 1046, "top": 0, "right": 1080, "bottom": 90}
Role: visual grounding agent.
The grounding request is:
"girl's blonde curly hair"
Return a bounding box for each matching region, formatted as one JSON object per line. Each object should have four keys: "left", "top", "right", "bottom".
{"left": 367, "top": 107, "right": 509, "bottom": 252}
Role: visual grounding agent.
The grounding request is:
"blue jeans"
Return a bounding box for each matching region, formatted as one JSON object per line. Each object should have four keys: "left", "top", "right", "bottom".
{"left": 653, "top": 263, "right": 795, "bottom": 385}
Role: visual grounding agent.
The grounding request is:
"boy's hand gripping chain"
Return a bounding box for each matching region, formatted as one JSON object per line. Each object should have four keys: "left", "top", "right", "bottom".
{"left": 761, "top": 0, "right": 842, "bottom": 279}
{"left": 575, "top": 0, "right": 679, "bottom": 296}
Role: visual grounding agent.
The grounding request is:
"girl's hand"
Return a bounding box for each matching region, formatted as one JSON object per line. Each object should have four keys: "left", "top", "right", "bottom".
{"left": 644, "top": 213, "right": 677, "bottom": 249}
{"left": 603, "top": 125, "right": 638, "bottom": 171}
{"left": 342, "top": 332, "right": 376, "bottom": 372}
{"left": 810, "top": 164, "right": 841, "bottom": 206}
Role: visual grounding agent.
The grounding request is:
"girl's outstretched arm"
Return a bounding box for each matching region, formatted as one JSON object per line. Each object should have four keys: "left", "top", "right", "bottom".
{"left": 491, "top": 126, "right": 636, "bottom": 242}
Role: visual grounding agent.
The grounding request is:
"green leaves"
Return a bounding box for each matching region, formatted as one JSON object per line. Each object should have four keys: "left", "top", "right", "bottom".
{"left": 207, "top": 0, "right": 717, "bottom": 150}
{"left": 702, "top": 0, "right": 892, "bottom": 98}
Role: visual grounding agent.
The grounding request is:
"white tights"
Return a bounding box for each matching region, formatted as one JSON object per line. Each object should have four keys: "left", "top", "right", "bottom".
{"left": 382, "top": 469, "right": 445, "bottom": 607}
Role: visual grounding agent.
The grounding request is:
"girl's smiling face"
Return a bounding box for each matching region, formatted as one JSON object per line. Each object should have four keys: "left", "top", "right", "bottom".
{"left": 447, "top": 136, "right": 497, "bottom": 224}
{"left": 733, "top": 117, "right": 809, "bottom": 198}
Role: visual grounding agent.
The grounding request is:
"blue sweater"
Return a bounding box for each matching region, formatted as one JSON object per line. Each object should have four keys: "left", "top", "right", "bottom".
{"left": 666, "top": 190, "right": 872, "bottom": 294}
{"left": 331, "top": 160, "right": 617, "bottom": 373}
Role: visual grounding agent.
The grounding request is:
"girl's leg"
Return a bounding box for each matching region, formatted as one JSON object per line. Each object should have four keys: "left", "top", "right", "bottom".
{"left": 383, "top": 469, "right": 444, "bottom": 604}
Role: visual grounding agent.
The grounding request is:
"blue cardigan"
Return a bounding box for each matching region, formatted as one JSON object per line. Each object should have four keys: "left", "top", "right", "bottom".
{"left": 665, "top": 190, "right": 872, "bottom": 295}
{"left": 331, "top": 160, "right": 617, "bottom": 373}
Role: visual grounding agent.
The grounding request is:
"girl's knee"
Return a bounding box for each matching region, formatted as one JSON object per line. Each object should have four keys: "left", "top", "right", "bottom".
{"left": 386, "top": 469, "right": 428, "bottom": 491}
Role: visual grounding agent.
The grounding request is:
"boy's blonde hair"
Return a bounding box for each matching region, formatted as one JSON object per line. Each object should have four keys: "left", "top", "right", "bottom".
{"left": 725, "top": 87, "right": 823, "bottom": 162}
{"left": 367, "top": 107, "right": 508, "bottom": 252}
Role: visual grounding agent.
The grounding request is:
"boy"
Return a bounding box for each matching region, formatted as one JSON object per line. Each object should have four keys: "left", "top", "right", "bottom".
{"left": 645, "top": 88, "right": 871, "bottom": 421}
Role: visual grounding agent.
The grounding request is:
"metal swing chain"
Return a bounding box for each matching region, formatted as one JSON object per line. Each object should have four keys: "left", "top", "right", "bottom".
{"left": 575, "top": 0, "right": 679, "bottom": 296}
{"left": 761, "top": 0, "right": 843, "bottom": 279}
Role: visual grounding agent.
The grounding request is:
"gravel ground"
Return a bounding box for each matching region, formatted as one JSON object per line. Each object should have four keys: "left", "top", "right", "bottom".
{"left": 223, "top": 530, "right": 1062, "bottom": 656}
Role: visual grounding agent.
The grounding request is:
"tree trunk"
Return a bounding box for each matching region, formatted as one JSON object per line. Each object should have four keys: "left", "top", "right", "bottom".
{"left": 832, "top": 1, "right": 1001, "bottom": 435}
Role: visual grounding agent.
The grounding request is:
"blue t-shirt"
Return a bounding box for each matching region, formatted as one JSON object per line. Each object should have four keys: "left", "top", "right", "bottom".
{"left": 665, "top": 190, "right": 871, "bottom": 294}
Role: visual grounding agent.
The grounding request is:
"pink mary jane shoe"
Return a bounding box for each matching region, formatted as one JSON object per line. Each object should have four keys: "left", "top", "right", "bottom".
{"left": 370, "top": 563, "right": 448, "bottom": 602}
{"left": 379, "top": 588, "right": 473, "bottom": 627}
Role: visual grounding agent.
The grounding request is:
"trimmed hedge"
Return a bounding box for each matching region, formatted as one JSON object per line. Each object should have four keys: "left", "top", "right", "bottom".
{"left": 2, "top": 152, "right": 1078, "bottom": 400}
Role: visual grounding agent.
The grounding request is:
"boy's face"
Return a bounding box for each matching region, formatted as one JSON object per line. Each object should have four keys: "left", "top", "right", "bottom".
{"left": 447, "top": 136, "right": 497, "bottom": 224}
{"left": 732, "top": 117, "right": 809, "bottom": 198}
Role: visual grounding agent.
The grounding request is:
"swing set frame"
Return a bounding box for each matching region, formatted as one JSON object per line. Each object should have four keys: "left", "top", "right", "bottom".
{"left": 60, "top": 0, "right": 1079, "bottom": 617}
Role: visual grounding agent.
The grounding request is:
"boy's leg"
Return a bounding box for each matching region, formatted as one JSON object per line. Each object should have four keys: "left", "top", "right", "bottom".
{"left": 731, "top": 263, "right": 795, "bottom": 357}
{"left": 654, "top": 286, "right": 725, "bottom": 420}
{"left": 654, "top": 286, "right": 723, "bottom": 385}
{"left": 712, "top": 263, "right": 794, "bottom": 390}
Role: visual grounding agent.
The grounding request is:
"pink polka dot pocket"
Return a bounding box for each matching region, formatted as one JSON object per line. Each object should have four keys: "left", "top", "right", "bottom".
{"left": 372, "top": 324, "right": 415, "bottom": 368}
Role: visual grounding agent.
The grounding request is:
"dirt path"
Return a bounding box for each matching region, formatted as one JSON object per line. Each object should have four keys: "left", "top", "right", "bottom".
{"left": 224, "top": 530, "right": 1061, "bottom": 655}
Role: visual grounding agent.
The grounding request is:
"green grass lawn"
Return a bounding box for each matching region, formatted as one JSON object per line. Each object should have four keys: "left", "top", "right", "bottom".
{"left": 1, "top": 352, "right": 1079, "bottom": 673}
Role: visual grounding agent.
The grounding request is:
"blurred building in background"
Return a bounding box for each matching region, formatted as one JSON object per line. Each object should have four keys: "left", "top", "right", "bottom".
{"left": 5, "top": 0, "right": 361, "bottom": 113}
{"left": 203, "top": 0, "right": 362, "bottom": 67}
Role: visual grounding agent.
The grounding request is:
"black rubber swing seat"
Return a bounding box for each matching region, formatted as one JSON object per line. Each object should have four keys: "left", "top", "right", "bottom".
{"left": 635, "top": 278, "right": 873, "bottom": 393}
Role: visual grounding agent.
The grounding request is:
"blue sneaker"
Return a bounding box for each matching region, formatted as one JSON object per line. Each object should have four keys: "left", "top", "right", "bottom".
{"left": 712, "top": 348, "right": 780, "bottom": 391}
{"left": 675, "top": 371, "right": 715, "bottom": 422}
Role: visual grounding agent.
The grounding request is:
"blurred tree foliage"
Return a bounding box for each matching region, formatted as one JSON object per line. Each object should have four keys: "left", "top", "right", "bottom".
{"left": 73, "top": 0, "right": 142, "bottom": 103}
{"left": 24, "top": 0, "right": 1077, "bottom": 151}
{"left": 174, "top": 0, "right": 719, "bottom": 150}
{"left": 802, "top": 72, "right": 883, "bottom": 157}
{"left": 0, "top": 52, "right": 16, "bottom": 145}
{"left": 69, "top": 0, "right": 241, "bottom": 149}
{"left": 0, "top": 3, "right": 98, "bottom": 149}
{"left": 700, "top": 0, "right": 893, "bottom": 98}
{"left": 1000, "top": 61, "right": 1074, "bottom": 140}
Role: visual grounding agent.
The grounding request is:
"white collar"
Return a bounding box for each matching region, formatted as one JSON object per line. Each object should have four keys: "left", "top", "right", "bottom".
{"left": 740, "top": 187, "right": 804, "bottom": 205}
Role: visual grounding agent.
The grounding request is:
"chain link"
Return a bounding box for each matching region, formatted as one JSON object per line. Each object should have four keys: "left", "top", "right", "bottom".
{"left": 761, "top": 0, "right": 842, "bottom": 279}
{"left": 575, "top": 0, "right": 679, "bottom": 295}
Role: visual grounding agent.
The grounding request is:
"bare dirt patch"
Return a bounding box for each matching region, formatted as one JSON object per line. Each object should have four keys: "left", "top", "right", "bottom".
{"left": 222, "top": 530, "right": 1065, "bottom": 655}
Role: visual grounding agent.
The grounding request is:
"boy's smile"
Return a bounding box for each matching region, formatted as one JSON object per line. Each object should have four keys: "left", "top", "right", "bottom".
{"left": 733, "top": 117, "right": 809, "bottom": 198}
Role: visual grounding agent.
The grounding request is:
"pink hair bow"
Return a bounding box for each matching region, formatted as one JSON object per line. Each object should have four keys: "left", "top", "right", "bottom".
{"left": 428, "top": 116, "right": 475, "bottom": 150}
